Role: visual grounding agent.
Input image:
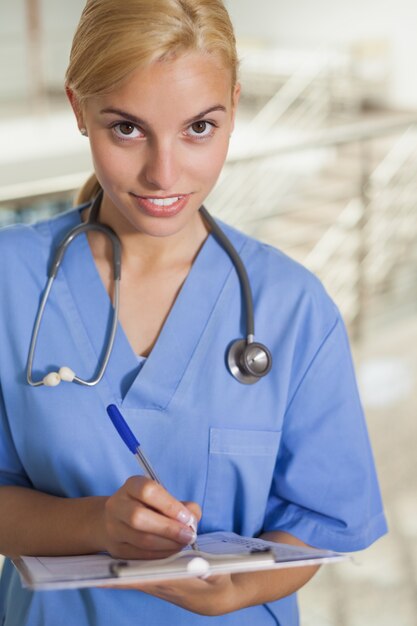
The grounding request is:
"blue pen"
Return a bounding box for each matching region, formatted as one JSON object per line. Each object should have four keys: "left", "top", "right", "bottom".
{"left": 106, "top": 404, "right": 198, "bottom": 551}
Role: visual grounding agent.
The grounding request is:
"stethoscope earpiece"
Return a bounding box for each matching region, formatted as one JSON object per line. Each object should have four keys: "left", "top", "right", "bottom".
{"left": 227, "top": 339, "right": 272, "bottom": 385}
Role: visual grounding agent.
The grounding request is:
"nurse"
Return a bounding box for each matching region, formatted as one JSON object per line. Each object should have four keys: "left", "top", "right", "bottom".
{"left": 0, "top": 0, "right": 387, "bottom": 625}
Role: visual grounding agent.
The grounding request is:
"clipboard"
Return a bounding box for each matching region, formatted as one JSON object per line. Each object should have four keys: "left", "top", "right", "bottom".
{"left": 12, "top": 532, "right": 347, "bottom": 591}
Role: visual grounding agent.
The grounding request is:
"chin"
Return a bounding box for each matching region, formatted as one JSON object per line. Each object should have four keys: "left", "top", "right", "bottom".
{"left": 130, "top": 212, "right": 200, "bottom": 238}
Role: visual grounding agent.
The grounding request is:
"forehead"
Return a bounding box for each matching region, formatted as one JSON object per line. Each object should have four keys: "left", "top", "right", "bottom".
{"left": 89, "top": 52, "right": 233, "bottom": 120}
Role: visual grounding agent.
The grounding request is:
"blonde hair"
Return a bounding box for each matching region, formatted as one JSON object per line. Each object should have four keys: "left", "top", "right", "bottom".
{"left": 66, "top": 0, "right": 239, "bottom": 204}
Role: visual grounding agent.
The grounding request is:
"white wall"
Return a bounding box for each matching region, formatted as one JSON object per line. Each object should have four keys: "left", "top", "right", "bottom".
{"left": 0, "top": 0, "right": 85, "bottom": 103}
{"left": 41, "top": 0, "right": 86, "bottom": 88}
{"left": 0, "top": 2, "right": 27, "bottom": 99}
{"left": 226, "top": 0, "right": 417, "bottom": 109}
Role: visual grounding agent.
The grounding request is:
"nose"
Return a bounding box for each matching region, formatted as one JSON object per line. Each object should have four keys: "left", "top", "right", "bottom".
{"left": 143, "top": 140, "right": 181, "bottom": 191}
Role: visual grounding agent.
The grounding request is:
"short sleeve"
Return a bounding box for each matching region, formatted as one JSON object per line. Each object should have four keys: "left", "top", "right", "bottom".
{"left": 0, "top": 383, "right": 32, "bottom": 488}
{"left": 263, "top": 316, "right": 388, "bottom": 552}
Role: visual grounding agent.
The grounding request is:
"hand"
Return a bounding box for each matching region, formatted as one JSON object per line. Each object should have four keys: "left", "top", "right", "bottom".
{"left": 104, "top": 573, "right": 239, "bottom": 616}
{"left": 99, "top": 530, "right": 320, "bottom": 616}
{"left": 100, "top": 476, "right": 201, "bottom": 560}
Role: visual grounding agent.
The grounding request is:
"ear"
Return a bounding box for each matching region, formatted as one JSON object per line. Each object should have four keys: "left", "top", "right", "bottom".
{"left": 65, "top": 85, "right": 85, "bottom": 131}
{"left": 230, "top": 82, "right": 241, "bottom": 133}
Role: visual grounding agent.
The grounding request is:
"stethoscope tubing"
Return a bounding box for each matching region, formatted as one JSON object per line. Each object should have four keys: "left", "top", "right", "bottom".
{"left": 199, "top": 206, "right": 255, "bottom": 342}
{"left": 27, "top": 194, "right": 122, "bottom": 387}
{"left": 26, "top": 191, "right": 271, "bottom": 387}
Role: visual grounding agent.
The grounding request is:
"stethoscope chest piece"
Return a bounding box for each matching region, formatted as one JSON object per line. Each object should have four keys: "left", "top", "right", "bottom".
{"left": 227, "top": 339, "right": 272, "bottom": 385}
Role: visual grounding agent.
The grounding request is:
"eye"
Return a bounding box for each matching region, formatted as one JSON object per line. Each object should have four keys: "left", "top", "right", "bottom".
{"left": 186, "top": 120, "right": 215, "bottom": 139}
{"left": 112, "top": 122, "right": 143, "bottom": 140}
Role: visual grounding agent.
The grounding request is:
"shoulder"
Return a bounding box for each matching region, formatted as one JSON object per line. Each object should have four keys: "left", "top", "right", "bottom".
{"left": 0, "top": 208, "right": 81, "bottom": 273}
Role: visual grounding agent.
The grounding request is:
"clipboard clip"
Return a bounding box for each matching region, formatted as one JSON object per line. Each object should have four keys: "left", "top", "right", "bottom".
{"left": 109, "top": 547, "right": 277, "bottom": 579}
{"left": 250, "top": 547, "right": 274, "bottom": 555}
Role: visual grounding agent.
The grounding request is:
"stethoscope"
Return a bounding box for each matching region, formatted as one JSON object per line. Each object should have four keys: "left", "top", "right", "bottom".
{"left": 26, "top": 190, "right": 272, "bottom": 387}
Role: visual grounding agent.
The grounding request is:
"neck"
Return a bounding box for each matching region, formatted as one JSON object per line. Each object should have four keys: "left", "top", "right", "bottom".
{"left": 120, "top": 216, "right": 209, "bottom": 271}
{"left": 84, "top": 194, "right": 210, "bottom": 272}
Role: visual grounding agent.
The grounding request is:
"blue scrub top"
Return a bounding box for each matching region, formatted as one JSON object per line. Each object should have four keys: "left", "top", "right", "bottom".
{"left": 0, "top": 208, "right": 387, "bottom": 626}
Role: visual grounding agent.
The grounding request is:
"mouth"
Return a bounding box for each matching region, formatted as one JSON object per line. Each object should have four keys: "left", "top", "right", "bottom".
{"left": 143, "top": 195, "right": 184, "bottom": 207}
{"left": 130, "top": 193, "right": 192, "bottom": 218}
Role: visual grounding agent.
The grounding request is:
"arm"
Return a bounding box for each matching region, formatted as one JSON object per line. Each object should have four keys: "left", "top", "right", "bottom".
{"left": 0, "top": 485, "right": 318, "bottom": 614}
{"left": 0, "top": 478, "right": 200, "bottom": 559}
{"left": 109, "top": 530, "right": 320, "bottom": 616}
{"left": 230, "top": 530, "right": 320, "bottom": 609}
{"left": 0, "top": 485, "right": 105, "bottom": 557}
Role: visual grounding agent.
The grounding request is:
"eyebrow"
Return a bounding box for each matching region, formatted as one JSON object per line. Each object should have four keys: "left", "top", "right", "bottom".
{"left": 99, "top": 105, "right": 227, "bottom": 127}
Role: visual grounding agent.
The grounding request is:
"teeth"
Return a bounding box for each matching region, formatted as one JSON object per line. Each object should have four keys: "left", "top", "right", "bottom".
{"left": 147, "top": 196, "right": 181, "bottom": 207}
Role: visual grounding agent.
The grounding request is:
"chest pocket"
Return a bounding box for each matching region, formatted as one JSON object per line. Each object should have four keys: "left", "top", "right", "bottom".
{"left": 201, "top": 427, "right": 282, "bottom": 537}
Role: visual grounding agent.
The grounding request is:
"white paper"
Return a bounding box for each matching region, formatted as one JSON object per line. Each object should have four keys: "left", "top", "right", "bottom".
{"left": 13, "top": 532, "right": 346, "bottom": 590}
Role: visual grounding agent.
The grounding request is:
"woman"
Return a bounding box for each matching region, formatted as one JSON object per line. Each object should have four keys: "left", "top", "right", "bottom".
{"left": 0, "top": 0, "right": 387, "bottom": 624}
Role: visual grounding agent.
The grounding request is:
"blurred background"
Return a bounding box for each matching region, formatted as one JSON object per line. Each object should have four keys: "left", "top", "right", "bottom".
{"left": 1, "top": 1, "right": 416, "bottom": 624}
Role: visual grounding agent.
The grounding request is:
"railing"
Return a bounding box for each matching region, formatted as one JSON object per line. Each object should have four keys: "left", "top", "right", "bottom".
{"left": 365, "top": 127, "right": 417, "bottom": 285}
{"left": 299, "top": 119, "right": 417, "bottom": 336}
{"left": 207, "top": 51, "right": 336, "bottom": 223}
{"left": 1, "top": 114, "right": 417, "bottom": 339}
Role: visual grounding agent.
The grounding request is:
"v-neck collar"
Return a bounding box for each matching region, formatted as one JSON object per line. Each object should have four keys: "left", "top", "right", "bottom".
{"left": 48, "top": 209, "right": 246, "bottom": 411}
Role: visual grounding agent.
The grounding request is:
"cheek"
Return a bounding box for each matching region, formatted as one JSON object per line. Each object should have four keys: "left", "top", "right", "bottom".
{"left": 187, "top": 140, "right": 229, "bottom": 186}
{"left": 90, "top": 141, "right": 132, "bottom": 185}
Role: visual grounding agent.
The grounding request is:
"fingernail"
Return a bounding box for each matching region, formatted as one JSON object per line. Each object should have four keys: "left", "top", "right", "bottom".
{"left": 179, "top": 528, "right": 197, "bottom": 544}
{"left": 177, "top": 510, "right": 196, "bottom": 526}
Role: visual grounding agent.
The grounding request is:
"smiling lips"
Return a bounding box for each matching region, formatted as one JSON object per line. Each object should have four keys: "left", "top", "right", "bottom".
{"left": 131, "top": 193, "right": 191, "bottom": 217}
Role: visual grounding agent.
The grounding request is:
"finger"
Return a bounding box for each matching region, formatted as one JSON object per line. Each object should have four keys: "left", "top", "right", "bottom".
{"left": 107, "top": 537, "right": 185, "bottom": 560}
{"left": 119, "top": 512, "right": 196, "bottom": 549}
{"left": 125, "top": 476, "right": 197, "bottom": 527}
{"left": 181, "top": 501, "right": 202, "bottom": 523}
{"left": 116, "top": 498, "right": 197, "bottom": 546}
